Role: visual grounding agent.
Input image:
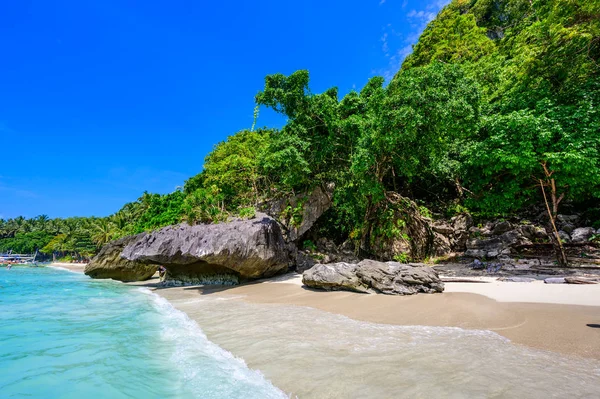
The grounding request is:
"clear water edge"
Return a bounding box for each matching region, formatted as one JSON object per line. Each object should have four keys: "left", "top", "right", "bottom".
{"left": 0, "top": 266, "right": 288, "bottom": 399}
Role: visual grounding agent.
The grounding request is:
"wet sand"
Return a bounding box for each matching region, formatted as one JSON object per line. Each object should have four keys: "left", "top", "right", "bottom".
{"left": 48, "top": 262, "right": 87, "bottom": 272}
{"left": 147, "top": 275, "right": 600, "bottom": 360}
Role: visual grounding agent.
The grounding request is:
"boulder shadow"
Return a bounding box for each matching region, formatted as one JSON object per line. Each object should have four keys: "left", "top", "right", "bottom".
{"left": 586, "top": 324, "right": 600, "bottom": 329}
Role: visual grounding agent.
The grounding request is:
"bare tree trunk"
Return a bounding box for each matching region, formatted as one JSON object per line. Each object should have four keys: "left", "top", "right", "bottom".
{"left": 540, "top": 178, "right": 568, "bottom": 267}
{"left": 360, "top": 196, "right": 374, "bottom": 253}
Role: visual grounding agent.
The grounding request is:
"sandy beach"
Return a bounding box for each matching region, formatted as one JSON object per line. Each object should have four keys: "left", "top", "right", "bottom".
{"left": 131, "top": 275, "right": 599, "bottom": 398}
{"left": 48, "top": 262, "right": 88, "bottom": 272}
{"left": 144, "top": 274, "right": 600, "bottom": 360}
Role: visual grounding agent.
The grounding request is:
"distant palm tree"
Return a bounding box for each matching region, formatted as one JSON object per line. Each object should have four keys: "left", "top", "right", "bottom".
{"left": 33, "top": 215, "right": 50, "bottom": 231}
{"left": 109, "top": 214, "right": 122, "bottom": 229}
{"left": 91, "top": 219, "right": 115, "bottom": 246}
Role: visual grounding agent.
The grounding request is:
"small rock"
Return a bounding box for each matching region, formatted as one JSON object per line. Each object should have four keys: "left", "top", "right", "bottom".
{"left": 433, "top": 232, "right": 452, "bottom": 256}
{"left": 571, "top": 227, "right": 596, "bottom": 243}
{"left": 556, "top": 214, "right": 580, "bottom": 225}
{"left": 500, "top": 277, "right": 536, "bottom": 283}
{"left": 486, "top": 263, "right": 502, "bottom": 273}
{"left": 564, "top": 277, "right": 600, "bottom": 285}
{"left": 465, "top": 237, "right": 506, "bottom": 258}
{"left": 295, "top": 251, "right": 316, "bottom": 273}
{"left": 492, "top": 221, "right": 513, "bottom": 235}
{"left": 452, "top": 213, "right": 473, "bottom": 232}
{"left": 544, "top": 277, "right": 566, "bottom": 284}
{"left": 558, "top": 230, "right": 571, "bottom": 244}
{"left": 499, "top": 230, "right": 531, "bottom": 247}
{"left": 561, "top": 223, "right": 576, "bottom": 234}
{"left": 471, "top": 259, "right": 485, "bottom": 269}
{"left": 432, "top": 222, "right": 454, "bottom": 235}
{"left": 534, "top": 227, "right": 548, "bottom": 239}
{"left": 519, "top": 225, "right": 538, "bottom": 240}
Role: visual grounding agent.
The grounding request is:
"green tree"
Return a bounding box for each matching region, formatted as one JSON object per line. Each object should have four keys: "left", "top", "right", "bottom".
{"left": 202, "top": 129, "right": 272, "bottom": 207}
{"left": 464, "top": 107, "right": 600, "bottom": 265}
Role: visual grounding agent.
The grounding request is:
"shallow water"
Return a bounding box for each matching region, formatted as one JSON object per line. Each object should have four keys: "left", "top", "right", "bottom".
{"left": 0, "top": 267, "right": 286, "bottom": 399}
{"left": 164, "top": 291, "right": 600, "bottom": 399}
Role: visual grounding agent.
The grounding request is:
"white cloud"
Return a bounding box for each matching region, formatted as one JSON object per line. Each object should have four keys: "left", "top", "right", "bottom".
{"left": 381, "top": 32, "right": 389, "bottom": 55}
{"left": 406, "top": 9, "right": 437, "bottom": 25}
{"left": 376, "top": 0, "right": 451, "bottom": 81}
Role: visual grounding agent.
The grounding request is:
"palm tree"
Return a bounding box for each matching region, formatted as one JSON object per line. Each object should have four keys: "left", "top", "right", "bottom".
{"left": 91, "top": 219, "right": 116, "bottom": 246}
{"left": 33, "top": 215, "right": 50, "bottom": 231}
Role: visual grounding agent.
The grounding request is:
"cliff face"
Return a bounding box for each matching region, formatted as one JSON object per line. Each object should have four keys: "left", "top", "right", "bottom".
{"left": 84, "top": 234, "right": 156, "bottom": 282}
{"left": 120, "top": 213, "right": 288, "bottom": 285}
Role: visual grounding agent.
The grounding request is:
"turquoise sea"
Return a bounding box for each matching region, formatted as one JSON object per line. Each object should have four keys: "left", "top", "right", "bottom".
{"left": 0, "top": 266, "right": 287, "bottom": 399}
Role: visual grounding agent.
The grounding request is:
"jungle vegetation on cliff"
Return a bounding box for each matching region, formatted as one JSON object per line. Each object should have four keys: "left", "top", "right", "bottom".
{"left": 2, "top": 0, "right": 598, "bottom": 262}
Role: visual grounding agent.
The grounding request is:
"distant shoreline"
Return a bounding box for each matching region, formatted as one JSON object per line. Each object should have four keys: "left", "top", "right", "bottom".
{"left": 48, "top": 262, "right": 87, "bottom": 273}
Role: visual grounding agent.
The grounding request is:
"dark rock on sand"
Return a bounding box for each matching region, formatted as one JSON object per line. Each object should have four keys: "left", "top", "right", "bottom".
{"left": 302, "top": 259, "right": 444, "bottom": 295}
{"left": 122, "top": 213, "right": 288, "bottom": 285}
{"left": 544, "top": 277, "right": 566, "bottom": 284}
{"left": 85, "top": 234, "right": 156, "bottom": 282}
{"left": 499, "top": 277, "right": 536, "bottom": 283}
{"left": 564, "top": 276, "right": 600, "bottom": 285}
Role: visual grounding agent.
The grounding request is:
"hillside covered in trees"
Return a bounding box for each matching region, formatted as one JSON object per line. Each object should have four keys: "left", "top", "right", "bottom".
{"left": 2, "top": 0, "right": 599, "bottom": 264}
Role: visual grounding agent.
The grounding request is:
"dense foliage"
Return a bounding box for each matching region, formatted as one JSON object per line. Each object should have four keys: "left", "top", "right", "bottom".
{"left": 2, "top": 0, "right": 598, "bottom": 263}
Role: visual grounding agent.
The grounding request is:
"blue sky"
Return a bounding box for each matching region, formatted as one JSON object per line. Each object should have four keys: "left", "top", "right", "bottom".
{"left": 0, "top": 0, "right": 449, "bottom": 219}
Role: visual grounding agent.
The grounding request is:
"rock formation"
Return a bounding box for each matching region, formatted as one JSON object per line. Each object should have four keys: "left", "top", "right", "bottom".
{"left": 302, "top": 259, "right": 444, "bottom": 295}
{"left": 84, "top": 235, "right": 156, "bottom": 282}
{"left": 570, "top": 227, "right": 596, "bottom": 244}
{"left": 464, "top": 222, "right": 544, "bottom": 259}
{"left": 263, "top": 184, "right": 334, "bottom": 242}
{"left": 121, "top": 213, "right": 288, "bottom": 285}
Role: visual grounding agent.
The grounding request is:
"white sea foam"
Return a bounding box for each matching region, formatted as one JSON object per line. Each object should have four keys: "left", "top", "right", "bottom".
{"left": 47, "top": 265, "right": 77, "bottom": 273}
{"left": 139, "top": 288, "right": 290, "bottom": 399}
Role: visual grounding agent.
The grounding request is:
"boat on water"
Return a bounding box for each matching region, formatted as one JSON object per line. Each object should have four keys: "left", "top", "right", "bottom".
{"left": 1, "top": 252, "right": 39, "bottom": 266}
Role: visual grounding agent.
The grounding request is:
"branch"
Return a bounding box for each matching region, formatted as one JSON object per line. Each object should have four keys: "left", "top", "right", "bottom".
{"left": 556, "top": 192, "right": 565, "bottom": 207}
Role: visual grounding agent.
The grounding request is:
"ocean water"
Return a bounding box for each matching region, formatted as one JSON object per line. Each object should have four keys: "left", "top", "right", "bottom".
{"left": 164, "top": 290, "right": 600, "bottom": 399}
{"left": 0, "top": 267, "right": 287, "bottom": 399}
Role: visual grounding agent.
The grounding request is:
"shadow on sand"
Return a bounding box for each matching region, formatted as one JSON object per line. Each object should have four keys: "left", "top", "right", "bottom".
{"left": 133, "top": 272, "right": 305, "bottom": 296}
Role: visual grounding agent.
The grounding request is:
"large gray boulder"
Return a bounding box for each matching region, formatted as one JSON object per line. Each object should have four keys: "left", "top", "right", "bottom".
{"left": 121, "top": 213, "right": 288, "bottom": 285}
{"left": 302, "top": 259, "right": 444, "bottom": 295}
{"left": 302, "top": 262, "right": 366, "bottom": 292}
{"left": 85, "top": 235, "right": 157, "bottom": 282}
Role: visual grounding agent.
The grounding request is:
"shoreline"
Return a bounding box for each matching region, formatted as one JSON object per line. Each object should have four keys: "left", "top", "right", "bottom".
{"left": 39, "top": 263, "right": 600, "bottom": 397}
{"left": 47, "top": 262, "right": 87, "bottom": 272}
{"left": 139, "top": 275, "right": 600, "bottom": 361}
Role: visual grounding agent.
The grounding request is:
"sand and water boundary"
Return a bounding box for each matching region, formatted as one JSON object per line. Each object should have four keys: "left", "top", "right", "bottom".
{"left": 49, "top": 262, "right": 600, "bottom": 359}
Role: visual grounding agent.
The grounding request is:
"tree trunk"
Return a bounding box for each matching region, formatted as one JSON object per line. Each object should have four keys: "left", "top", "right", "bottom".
{"left": 540, "top": 178, "right": 568, "bottom": 267}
